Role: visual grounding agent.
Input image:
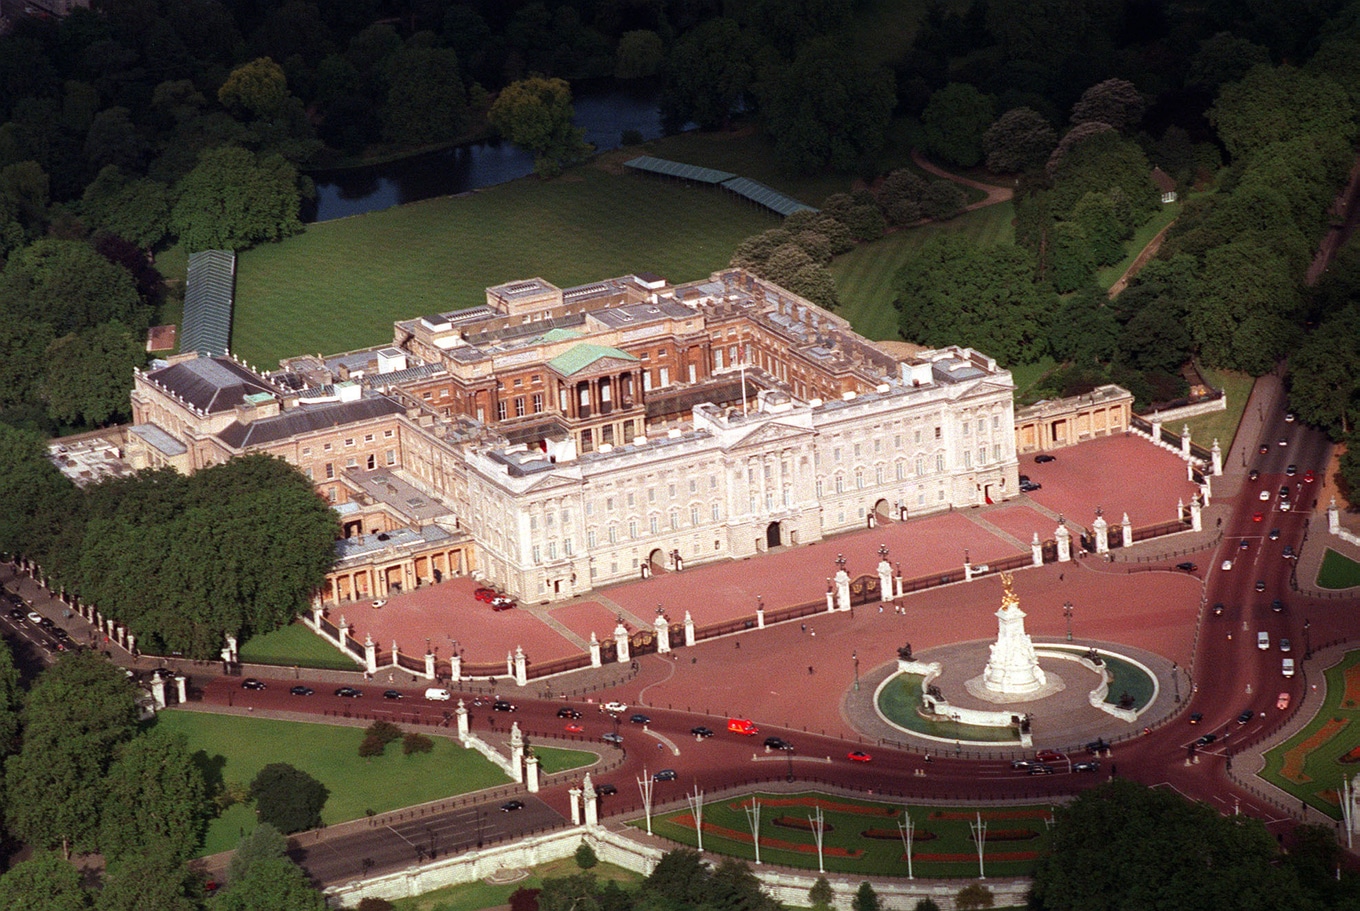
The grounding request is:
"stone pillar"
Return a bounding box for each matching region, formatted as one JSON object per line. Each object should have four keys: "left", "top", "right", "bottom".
{"left": 339, "top": 615, "right": 350, "bottom": 644}
{"left": 506, "top": 651, "right": 515, "bottom": 679}
{"left": 655, "top": 614, "right": 671, "bottom": 651}
{"left": 684, "top": 611, "right": 696, "bottom": 646}
{"left": 834, "top": 569, "right": 851, "bottom": 611}
{"left": 1177, "top": 497, "right": 1185, "bottom": 524}
{"left": 509, "top": 722, "right": 524, "bottom": 783}
{"left": 364, "top": 635, "right": 377, "bottom": 674}
{"left": 963, "top": 557, "right": 973, "bottom": 581}
{"left": 456, "top": 699, "right": 469, "bottom": 740}
{"left": 1122, "top": 513, "right": 1133, "bottom": 548}
{"left": 1093, "top": 513, "right": 1109, "bottom": 554}
{"left": 1056, "top": 523, "right": 1072, "bottom": 563}
{"left": 425, "top": 650, "right": 436, "bottom": 680}
{"left": 1031, "top": 533, "right": 1043, "bottom": 567}
{"left": 1330, "top": 498, "right": 1342, "bottom": 534}
{"left": 514, "top": 646, "right": 527, "bottom": 685}
{"left": 825, "top": 582, "right": 836, "bottom": 613}
{"left": 1150, "top": 418, "right": 1162, "bottom": 444}
{"left": 878, "top": 560, "right": 892, "bottom": 601}
{"left": 312, "top": 605, "right": 324, "bottom": 628}
{"left": 525, "top": 753, "right": 540, "bottom": 793}
{"left": 1190, "top": 498, "right": 1203, "bottom": 532}
{"left": 117, "top": 626, "right": 127, "bottom": 649}
{"left": 568, "top": 786, "right": 582, "bottom": 825}
{"left": 126, "top": 633, "right": 136, "bottom": 656}
{"left": 150, "top": 673, "right": 167, "bottom": 709}
{"left": 1200, "top": 479, "right": 1211, "bottom": 506}
{"left": 589, "top": 632, "right": 602, "bottom": 668}
{"left": 755, "top": 605, "right": 765, "bottom": 629}
{"left": 451, "top": 652, "right": 462, "bottom": 682}
{"left": 614, "top": 621, "right": 630, "bottom": 663}
{"left": 583, "top": 774, "right": 599, "bottom": 828}
{"left": 1181, "top": 424, "right": 1191, "bottom": 458}
{"left": 175, "top": 674, "right": 187, "bottom": 704}
{"left": 1211, "top": 438, "right": 1223, "bottom": 476}
{"left": 895, "top": 566, "right": 904, "bottom": 598}
{"left": 226, "top": 634, "right": 238, "bottom": 663}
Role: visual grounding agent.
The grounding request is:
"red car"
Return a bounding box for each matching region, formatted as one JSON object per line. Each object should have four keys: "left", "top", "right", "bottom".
{"left": 847, "top": 750, "right": 872, "bottom": 762}
{"left": 1303, "top": 470, "right": 1315, "bottom": 483}
{"left": 1035, "top": 749, "right": 1066, "bottom": 763}
{"left": 474, "top": 587, "right": 497, "bottom": 602}
{"left": 1252, "top": 512, "right": 1264, "bottom": 522}
{"left": 565, "top": 723, "right": 584, "bottom": 733}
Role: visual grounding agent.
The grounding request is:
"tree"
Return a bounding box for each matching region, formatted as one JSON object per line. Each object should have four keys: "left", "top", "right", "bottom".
{"left": 0, "top": 422, "right": 77, "bottom": 568}
{"left": 170, "top": 146, "right": 302, "bottom": 252}
{"left": 216, "top": 857, "right": 326, "bottom": 911}
{"left": 1069, "top": 192, "right": 1126, "bottom": 266}
{"left": 759, "top": 38, "right": 895, "bottom": 174}
{"left": 0, "top": 639, "right": 19, "bottom": 760}
{"left": 921, "top": 181, "right": 967, "bottom": 221}
{"left": 0, "top": 160, "right": 50, "bottom": 260}
{"left": 1188, "top": 33, "right": 1271, "bottom": 93}
{"left": 249, "top": 763, "right": 328, "bottom": 834}
{"left": 488, "top": 77, "right": 591, "bottom": 178}
{"left": 99, "top": 728, "right": 210, "bottom": 864}
{"left": 94, "top": 837, "right": 200, "bottom": 911}
{"left": 643, "top": 849, "right": 712, "bottom": 906}
{"left": 913, "top": 901, "right": 941, "bottom": 911}
{"left": 574, "top": 840, "right": 598, "bottom": 869}
{"left": 1288, "top": 309, "right": 1360, "bottom": 439}
{"left": 615, "top": 30, "right": 664, "bottom": 80}
{"left": 1210, "top": 64, "right": 1357, "bottom": 163}
{"left": 83, "top": 107, "right": 144, "bottom": 173}
{"left": 1069, "top": 78, "right": 1145, "bottom": 131}
{"left": 1049, "top": 286, "right": 1118, "bottom": 365}
{"left": 955, "top": 883, "right": 993, "bottom": 910}
{"left": 877, "top": 169, "right": 927, "bottom": 225}
{"left": 1340, "top": 431, "right": 1360, "bottom": 509}
{"left": 382, "top": 47, "right": 468, "bottom": 145}
{"left": 227, "top": 823, "right": 288, "bottom": 883}
{"left": 219, "top": 58, "right": 289, "bottom": 119}
{"left": 1190, "top": 240, "right": 1298, "bottom": 374}
{"left": 0, "top": 852, "right": 90, "bottom": 911}
{"left": 983, "top": 107, "right": 1057, "bottom": 173}
{"left": 659, "top": 18, "right": 754, "bottom": 131}
{"left": 1046, "top": 129, "right": 1157, "bottom": 229}
{"left": 81, "top": 167, "right": 170, "bottom": 250}
{"left": 922, "top": 83, "right": 995, "bottom": 168}
{"left": 1049, "top": 221, "right": 1095, "bottom": 293}
{"left": 4, "top": 650, "right": 139, "bottom": 857}
{"left": 0, "top": 238, "right": 144, "bottom": 337}
{"left": 852, "top": 882, "right": 880, "bottom": 911}
{"left": 43, "top": 321, "right": 145, "bottom": 428}
{"left": 808, "top": 876, "right": 833, "bottom": 911}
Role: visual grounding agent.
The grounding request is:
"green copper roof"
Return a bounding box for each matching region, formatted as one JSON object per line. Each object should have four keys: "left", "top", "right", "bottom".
{"left": 536, "top": 327, "right": 584, "bottom": 343}
{"left": 548, "top": 343, "right": 638, "bottom": 376}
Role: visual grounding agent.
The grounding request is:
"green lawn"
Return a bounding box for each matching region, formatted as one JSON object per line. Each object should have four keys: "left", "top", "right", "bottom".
{"left": 637, "top": 791, "right": 1053, "bottom": 878}
{"left": 391, "top": 858, "right": 644, "bottom": 911}
{"left": 1318, "top": 549, "right": 1360, "bottom": 590}
{"left": 831, "top": 201, "right": 1016, "bottom": 342}
{"left": 1009, "top": 357, "right": 1058, "bottom": 403}
{"left": 1261, "top": 650, "right": 1360, "bottom": 816}
{"left": 232, "top": 164, "right": 778, "bottom": 367}
{"left": 1094, "top": 202, "right": 1182, "bottom": 289}
{"left": 155, "top": 710, "right": 515, "bottom": 856}
{"left": 877, "top": 675, "right": 1023, "bottom": 743}
{"left": 238, "top": 621, "right": 362, "bottom": 671}
{"left": 1182, "top": 364, "right": 1255, "bottom": 455}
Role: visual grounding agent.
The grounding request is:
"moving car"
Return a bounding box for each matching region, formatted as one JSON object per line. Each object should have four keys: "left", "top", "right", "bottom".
{"left": 385, "top": 690, "right": 406, "bottom": 700}
{"left": 764, "top": 736, "right": 792, "bottom": 751}
{"left": 26, "top": 611, "right": 42, "bottom": 624}
{"left": 847, "top": 750, "right": 872, "bottom": 763}
{"left": 1283, "top": 658, "right": 1295, "bottom": 677}
{"left": 1255, "top": 579, "right": 1266, "bottom": 592}
{"left": 1283, "top": 545, "right": 1295, "bottom": 559}
{"left": 1280, "top": 638, "right": 1291, "bottom": 652}
{"left": 564, "top": 723, "right": 584, "bottom": 733}
{"left": 335, "top": 686, "right": 362, "bottom": 698}
{"left": 289, "top": 685, "right": 314, "bottom": 696}
{"left": 1286, "top": 464, "right": 1297, "bottom": 476}
{"left": 1212, "top": 602, "right": 1224, "bottom": 616}
{"left": 1304, "top": 469, "right": 1316, "bottom": 483}
{"left": 1029, "top": 763, "right": 1055, "bottom": 775}
{"left": 1221, "top": 560, "right": 1233, "bottom": 571}
{"left": 596, "top": 783, "right": 618, "bottom": 795}
{"left": 1279, "top": 437, "right": 1288, "bottom": 446}
{"left": 1035, "top": 749, "right": 1065, "bottom": 763}
{"left": 629, "top": 713, "right": 651, "bottom": 725}
{"left": 500, "top": 800, "right": 524, "bottom": 812}
{"left": 1011, "top": 759, "right": 1034, "bottom": 770}
{"left": 1269, "top": 528, "right": 1281, "bottom": 540}
{"left": 1238, "top": 710, "right": 1255, "bottom": 725}
{"left": 603, "top": 701, "right": 628, "bottom": 714}
{"left": 601, "top": 732, "right": 624, "bottom": 744}
{"left": 1253, "top": 512, "right": 1264, "bottom": 522}
{"left": 1278, "top": 692, "right": 1290, "bottom": 710}
{"left": 1271, "top": 599, "right": 1284, "bottom": 612}
{"left": 1258, "top": 444, "right": 1269, "bottom": 454}
{"left": 1240, "top": 538, "right": 1250, "bottom": 550}
{"left": 727, "top": 717, "right": 759, "bottom": 735}
{"left": 557, "top": 707, "right": 582, "bottom": 719}
{"left": 241, "top": 678, "right": 266, "bottom": 690}
{"left": 423, "top": 688, "right": 450, "bottom": 701}
{"left": 1072, "top": 761, "right": 1099, "bottom": 773}
{"left": 493, "top": 699, "right": 517, "bottom": 712}
{"left": 1285, "top": 412, "right": 1296, "bottom": 422}
{"left": 1034, "top": 454, "right": 1056, "bottom": 463}
{"left": 1175, "top": 562, "right": 1197, "bottom": 572}
{"left": 691, "top": 726, "right": 714, "bottom": 738}
{"left": 1248, "top": 469, "right": 1260, "bottom": 481}
{"left": 1189, "top": 712, "right": 1203, "bottom": 724}
{"left": 1086, "top": 739, "right": 1110, "bottom": 754}
{"left": 1195, "top": 734, "right": 1217, "bottom": 746}
{"left": 1259, "top": 489, "right": 1271, "bottom": 501}
{"left": 653, "top": 769, "right": 678, "bottom": 781}
{"left": 1258, "top": 631, "right": 1270, "bottom": 650}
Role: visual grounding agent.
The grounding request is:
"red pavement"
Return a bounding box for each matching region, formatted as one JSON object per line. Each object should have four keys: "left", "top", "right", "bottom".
{"left": 1025, "top": 434, "right": 1199, "bottom": 529}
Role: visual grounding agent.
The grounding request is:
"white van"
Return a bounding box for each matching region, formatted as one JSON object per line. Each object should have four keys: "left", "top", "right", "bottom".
{"left": 1257, "top": 631, "right": 1269, "bottom": 650}
{"left": 1282, "top": 658, "right": 1295, "bottom": 678}
{"left": 424, "top": 687, "right": 451, "bottom": 701}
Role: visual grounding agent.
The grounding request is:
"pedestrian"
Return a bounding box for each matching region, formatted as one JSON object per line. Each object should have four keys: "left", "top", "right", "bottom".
{"left": 801, "top": 623, "right": 806, "bottom": 633}
{"left": 808, "top": 666, "right": 814, "bottom": 674}
{"left": 735, "top": 640, "right": 740, "bottom": 649}
{"left": 878, "top": 605, "right": 883, "bottom": 613}
{"left": 1059, "top": 573, "right": 1064, "bottom": 582}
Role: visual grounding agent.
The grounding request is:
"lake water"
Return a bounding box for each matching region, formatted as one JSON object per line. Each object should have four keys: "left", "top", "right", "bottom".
{"left": 304, "top": 85, "right": 667, "bottom": 223}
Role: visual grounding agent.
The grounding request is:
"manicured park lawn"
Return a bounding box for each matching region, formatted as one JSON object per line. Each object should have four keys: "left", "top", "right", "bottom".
{"left": 636, "top": 791, "right": 1054, "bottom": 878}
{"left": 1318, "top": 549, "right": 1360, "bottom": 590}
{"left": 238, "top": 620, "right": 362, "bottom": 671}
{"left": 878, "top": 675, "right": 1022, "bottom": 744}
{"left": 1261, "top": 650, "right": 1360, "bottom": 816}
{"left": 155, "top": 710, "right": 514, "bottom": 856}
{"left": 1182, "top": 364, "right": 1254, "bottom": 456}
{"left": 390, "top": 858, "right": 644, "bottom": 911}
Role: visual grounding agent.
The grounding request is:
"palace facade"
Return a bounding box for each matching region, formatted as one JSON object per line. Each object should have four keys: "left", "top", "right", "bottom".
{"left": 124, "top": 269, "right": 1019, "bottom": 604}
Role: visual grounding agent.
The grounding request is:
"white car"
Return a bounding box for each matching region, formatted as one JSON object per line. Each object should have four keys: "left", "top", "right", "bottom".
{"left": 1221, "top": 560, "right": 1233, "bottom": 571}
{"left": 1259, "top": 490, "right": 1270, "bottom": 501}
{"left": 1283, "top": 658, "right": 1295, "bottom": 677}
{"left": 602, "top": 701, "right": 628, "bottom": 714}
{"left": 1258, "top": 631, "right": 1270, "bottom": 650}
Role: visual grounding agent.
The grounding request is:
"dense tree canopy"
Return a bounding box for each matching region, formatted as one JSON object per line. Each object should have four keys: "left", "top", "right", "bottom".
{"left": 99, "top": 728, "right": 209, "bottom": 864}
{"left": 248, "top": 763, "right": 329, "bottom": 835}
{"left": 488, "top": 77, "right": 591, "bottom": 178}
{"left": 0, "top": 237, "right": 143, "bottom": 337}
{"left": 983, "top": 107, "right": 1057, "bottom": 173}
{"left": 1210, "top": 64, "right": 1357, "bottom": 162}
{"left": 169, "top": 146, "right": 303, "bottom": 252}
{"left": 921, "top": 83, "right": 995, "bottom": 168}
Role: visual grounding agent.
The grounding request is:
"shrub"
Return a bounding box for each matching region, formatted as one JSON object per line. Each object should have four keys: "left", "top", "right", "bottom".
{"left": 621, "top": 129, "right": 644, "bottom": 146}
{"left": 248, "top": 763, "right": 329, "bottom": 834}
{"left": 509, "top": 887, "right": 541, "bottom": 911}
{"left": 914, "top": 900, "right": 942, "bottom": 911}
{"left": 358, "top": 734, "right": 386, "bottom": 758}
{"left": 956, "top": 883, "right": 994, "bottom": 910}
{"left": 809, "top": 876, "right": 833, "bottom": 911}
{"left": 575, "top": 840, "right": 598, "bottom": 869}
{"left": 402, "top": 732, "right": 434, "bottom": 755}
{"left": 358, "top": 899, "right": 395, "bottom": 911}
{"left": 367, "top": 721, "right": 403, "bottom": 745}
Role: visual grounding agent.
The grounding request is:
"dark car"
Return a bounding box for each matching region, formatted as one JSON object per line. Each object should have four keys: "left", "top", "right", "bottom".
{"left": 1286, "top": 464, "right": 1297, "bottom": 476}
{"left": 1239, "top": 538, "right": 1250, "bottom": 550}
{"left": 1028, "top": 763, "right": 1055, "bottom": 775}
{"left": 1010, "top": 759, "right": 1033, "bottom": 770}
{"left": 1283, "top": 545, "right": 1295, "bottom": 559}
{"left": 653, "top": 769, "right": 678, "bottom": 781}
{"left": 1195, "top": 734, "right": 1217, "bottom": 746}
{"left": 289, "top": 685, "right": 314, "bottom": 696}
{"left": 691, "top": 726, "right": 714, "bottom": 738}
{"left": 1175, "top": 562, "right": 1198, "bottom": 572}
{"left": 491, "top": 597, "right": 517, "bottom": 611}
{"left": 629, "top": 713, "right": 651, "bottom": 724}
{"left": 1255, "top": 580, "right": 1267, "bottom": 592}
{"left": 1248, "top": 469, "right": 1260, "bottom": 481}
{"left": 383, "top": 690, "right": 404, "bottom": 700}
{"left": 764, "top": 736, "right": 792, "bottom": 751}
{"left": 1035, "top": 454, "right": 1056, "bottom": 463}
{"left": 1189, "top": 712, "right": 1203, "bottom": 724}
{"left": 557, "top": 707, "right": 582, "bottom": 719}
{"left": 493, "top": 699, "right": 517, "bottom": 712}
{"left": 1258, "top": 444, "right": 1269, "bottom": 454}
{"left": 1279, "top": 485, "right": 1291, "bottom": 499}
{"left": 38, "top": 616, "right": 54, "bottom": 629}
{"left": 1271, "top": 599, "right": 1284, "bottom": 612}
{"left": 1085, "top": 739, "right": 1110, "bottom": 754}
{"left": 1072, "top": 761, "right": 1100, "bottom": 773}
{"left": 1269, "top": 528, "right": 1281, "bottom": 540}
{"left": 1238, "top": 709, "right": 1255, "bottom": 725}
{"left": 500, "top": 800, "right": 525, "bottom": 812}
{"left": 335, "top": 686, "right": 363, "bottom": 698}
{"left": 1212, "top": 602, "right": 1224, "bottom": 616}
{"left": 241, "top": 678, "right": 266, "bottom": 690}
{"left": 1019, "top": 475, "right": 1030, "bottom": 484}
{"left": 1020, "top": 480, "right": 1042, "bottom": 492}
{"left": 6, "top": 607, "right": 21, "bottom": 621}
{"left": 596, "top": 783, "right": 618, "bottom": 795}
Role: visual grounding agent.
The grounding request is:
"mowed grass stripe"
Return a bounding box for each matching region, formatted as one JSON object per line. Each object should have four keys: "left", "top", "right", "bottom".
{"left": 233, "top": 168, "right": 776, "bottom": 367}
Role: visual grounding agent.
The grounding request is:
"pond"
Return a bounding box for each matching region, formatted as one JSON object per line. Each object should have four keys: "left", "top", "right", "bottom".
{"left": 304, "top": 83, "right": 669, "bottom": 223}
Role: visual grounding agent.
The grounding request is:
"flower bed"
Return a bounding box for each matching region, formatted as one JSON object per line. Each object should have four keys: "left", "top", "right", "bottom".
{"left": 774, "top": 816, "right": 837, "bottom": 832}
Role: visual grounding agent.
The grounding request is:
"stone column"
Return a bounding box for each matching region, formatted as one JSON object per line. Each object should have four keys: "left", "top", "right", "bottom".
{"left": 339, "top": 614, "right": 350, "bottom": 645}
{"left": 568, "top": 786, "right": 582, "bottom": 825}
{"left": 364, "top": 635, "right": 377, "bottom": 674}
{"left": 150, "top": 673, "right": 167, "bottom": 709}
{"left": 614, "top": 621, "right": 630, "bottom": 663}
{"left": 834, "top": 569, "right": 851, "bottom": 611}
{"left": 126, "top": 634, "right": 136, "bottom": 657}
{"left": 451, "top": 652, "right": 462, "bottom": 682}
{"left": 514, "top": 646, "right": 527, "bottom": 685}
{"left": 825, "top": 581, "right": 836, "bottom": 613}
{"left": 525, "top": 753, "right": 540, "bottom": 793}
{"left": 895, "top": 565, "right": 904, "bottom": 598}
{"left": 226, "top": 634, "right": 238, "bottom": 663}
{"left": 510, "top": 722, "right": 524, "bottom": 783}
{"left": 456, "top": 699, "right": 469, "bottom": 740}
{"left": 506, "top": 651, "right": 514, "bottom": 679}
{"left": 1330, "top": 498, "right": 1341, "bottom": 534}
{"left": 175, "top": 674, "right": 187, "bottom": 704}
{"left": 1211, "top": 439, "right": 1223, "bottom": 476}
{"left": 1056, "top": 523, "right": 1072, "bottom": 563}
{"left": 1093, "top": 513, "right": 1109, "bottom": 554}
{"left": 425, "top": 650, "right": 436, "bottom": 680}
{"left": 655, "top": 614, "right": 671, "bottom": 651}
{"left": 1200, "top": 479, "right": 1211, "bottom": 506}
{"left": 1150, "top": 418, "right": 1162, "bottom": 444}
{"left": 312, "top": 605, "right": 324, "bottom": 628}
{"left": 1122, "top": 513, "right": 1133, "bottom": 548}
{"left": 755, "top": 605, "right": 765, "bottom": 629}
{"left": 583, "top": 774, "right": 599, "bottom": 827}
{"left": 1181, "top": 424, "right": 1191, "bottom": 458}
{"left": 878, "top": 560, "right": 893, "bottom": 601}
{"left": 589, "top": 632, "right": 602, "bottom": 668}
{"left": 963, "top": 556, "right": 973, "bottom": 581}
{"left": 1031, "top": 532, "right": 1043, "bottom": 567}
{"left": 1190, "top": 498, "right": 1203, "bottom": 532}
{"left": 684, "top": 611, "right": 695, "bottom": 646}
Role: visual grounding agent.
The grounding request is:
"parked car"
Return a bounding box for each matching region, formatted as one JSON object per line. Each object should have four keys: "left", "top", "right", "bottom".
{"left": 1239, "top": 538, "right": 1250, "bottom": 550}
{"left": 335, "top": 687, "right": 362, "bottom": 698}
{"left": 1285, "top": 412, "right": 1296, "bottom": 422}
{"left": 492, "top": 699, "right": 517, "bottom": 712}
{"left": 290, "top": 685, "right": 314, "bottom": 696}
{"left": 371, "top": 599, "right": 387, "bottom": 608}
{"left": 1279, "top": 437, "right": 1288, "bottom": 446}
{"left": 847, "top": 750, "right": 872, "bottom": 762}
{"left": 241, "top": 678, "right": 266, "bottom": 690}
{"left": 473, "top": 587, "right": 497, "bottom": 602}
{"left": 1258, "top": 444, "right": 1269, "bottom": 454}
{"left": 1175, "top": 562, "right": 1198, "bottom": 572}
{"left": 557, "top": 707, "right": 582, "bottom": 719}
{"left": 1072, "top": 761, "right": 1100, "bottom": 773}
{"left": 491, "top": 597, "right": 517, "bottom": 611}
{"left": 1034, "top": 454, "right": 1056, "bottom": 463}
{"left": 629, "top": 713, "right": 651, "bottom": 725}
{"left": 1020, "top": 480, "right": 1042, "bottom": 492}
{"left": 500, "top": 800, "right": 524, "bottom": 812}
{"left": 691, "top": 726, "right": 714, "bottom": 738}
{"left": 603, "top": 701, "right": 628, "bottom": 713}
{"left": 653, "top": 769, "right": 678, "bottom": 781}
{"left": 1238, "top": 710, "right": 1255, "bottom": 725}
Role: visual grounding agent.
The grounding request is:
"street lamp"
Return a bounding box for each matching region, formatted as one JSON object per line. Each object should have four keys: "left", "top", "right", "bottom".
{"left": 1172, "top": 661, "right": 1180, "bottom": 703}
{"left": 835, "top": 552, "right": 847, "bottom": 573}
{"left": 951, "top": 712, "right": 962, "bottom": 756}
{"left": 1063, "top": 601, "right": 1074, "bottom": 642}
{"left": 1305, "top": 618, "right": 1312, "bottom": 658}
{"left": 879, "top": 544, "right": 890, "bottom": 561}
{"left": 853, "top": 650, "right": 860, "bottom": 692}
{"left": 785, "top": 744, "right": 795, "bottom": 782}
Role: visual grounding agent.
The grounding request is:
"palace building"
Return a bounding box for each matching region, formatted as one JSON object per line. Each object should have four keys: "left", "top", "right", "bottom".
{"left": 123, "top": 268, "right": 1020, "bottom": 605}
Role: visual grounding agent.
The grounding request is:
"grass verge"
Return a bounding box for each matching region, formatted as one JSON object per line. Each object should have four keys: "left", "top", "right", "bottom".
{"left": 635, "top": 791, "right": 1053, "bottom": 878}
{"left": 238, "top": 620, "right": 363, "bottom": 670}
{"left": 1182, "top": 365, "right": 1254, "bottom": 454}
{"left": 154, "top": 710, "right": 514, "bottom": 856}
{"left": 877, "top": 675, "right": 1022, "bottom": 743}
{"left": 1095, "top": 202, "right": 1182, "bottom": 290}
{"left": 390, "top": 858, "right": 644, "bottom": 911}
{"left": 1318, "top": 549, "right": 1360, "bottom": 590}
{"left": 1261, "top": 649, "right": 1360, "bottom": 816}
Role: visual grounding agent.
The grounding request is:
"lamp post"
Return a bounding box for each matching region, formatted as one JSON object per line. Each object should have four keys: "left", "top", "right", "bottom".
{"left": 952, "top": 712, "right": 962, "bottom": 756}
{"left": 1062, "top": 601, "right": 1073, "bottom": 642}
{"left": 835, "top": 552, "right": 847, "bottom": 573}
{"left": 785, "top": 744, "right": 795, "bottom": 782}
{"left": 1172, "top": 661, "right": 1179, "bottom": 703}
{"left": 879, "top": 544, "right": 890, "bottom": 561}
{"left": 853, "top": 650, "right": 860, "bottom": 692}
{"left": 756, "top": 594, "right": 763, "bottom": 612}
{"left": 1305, "top": 618, "right": 1311, "bottom": 658}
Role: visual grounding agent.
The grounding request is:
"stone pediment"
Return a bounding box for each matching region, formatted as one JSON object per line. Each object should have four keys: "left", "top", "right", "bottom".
{"left": 726, "top": 419, "right": 811, "bottom": 451}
